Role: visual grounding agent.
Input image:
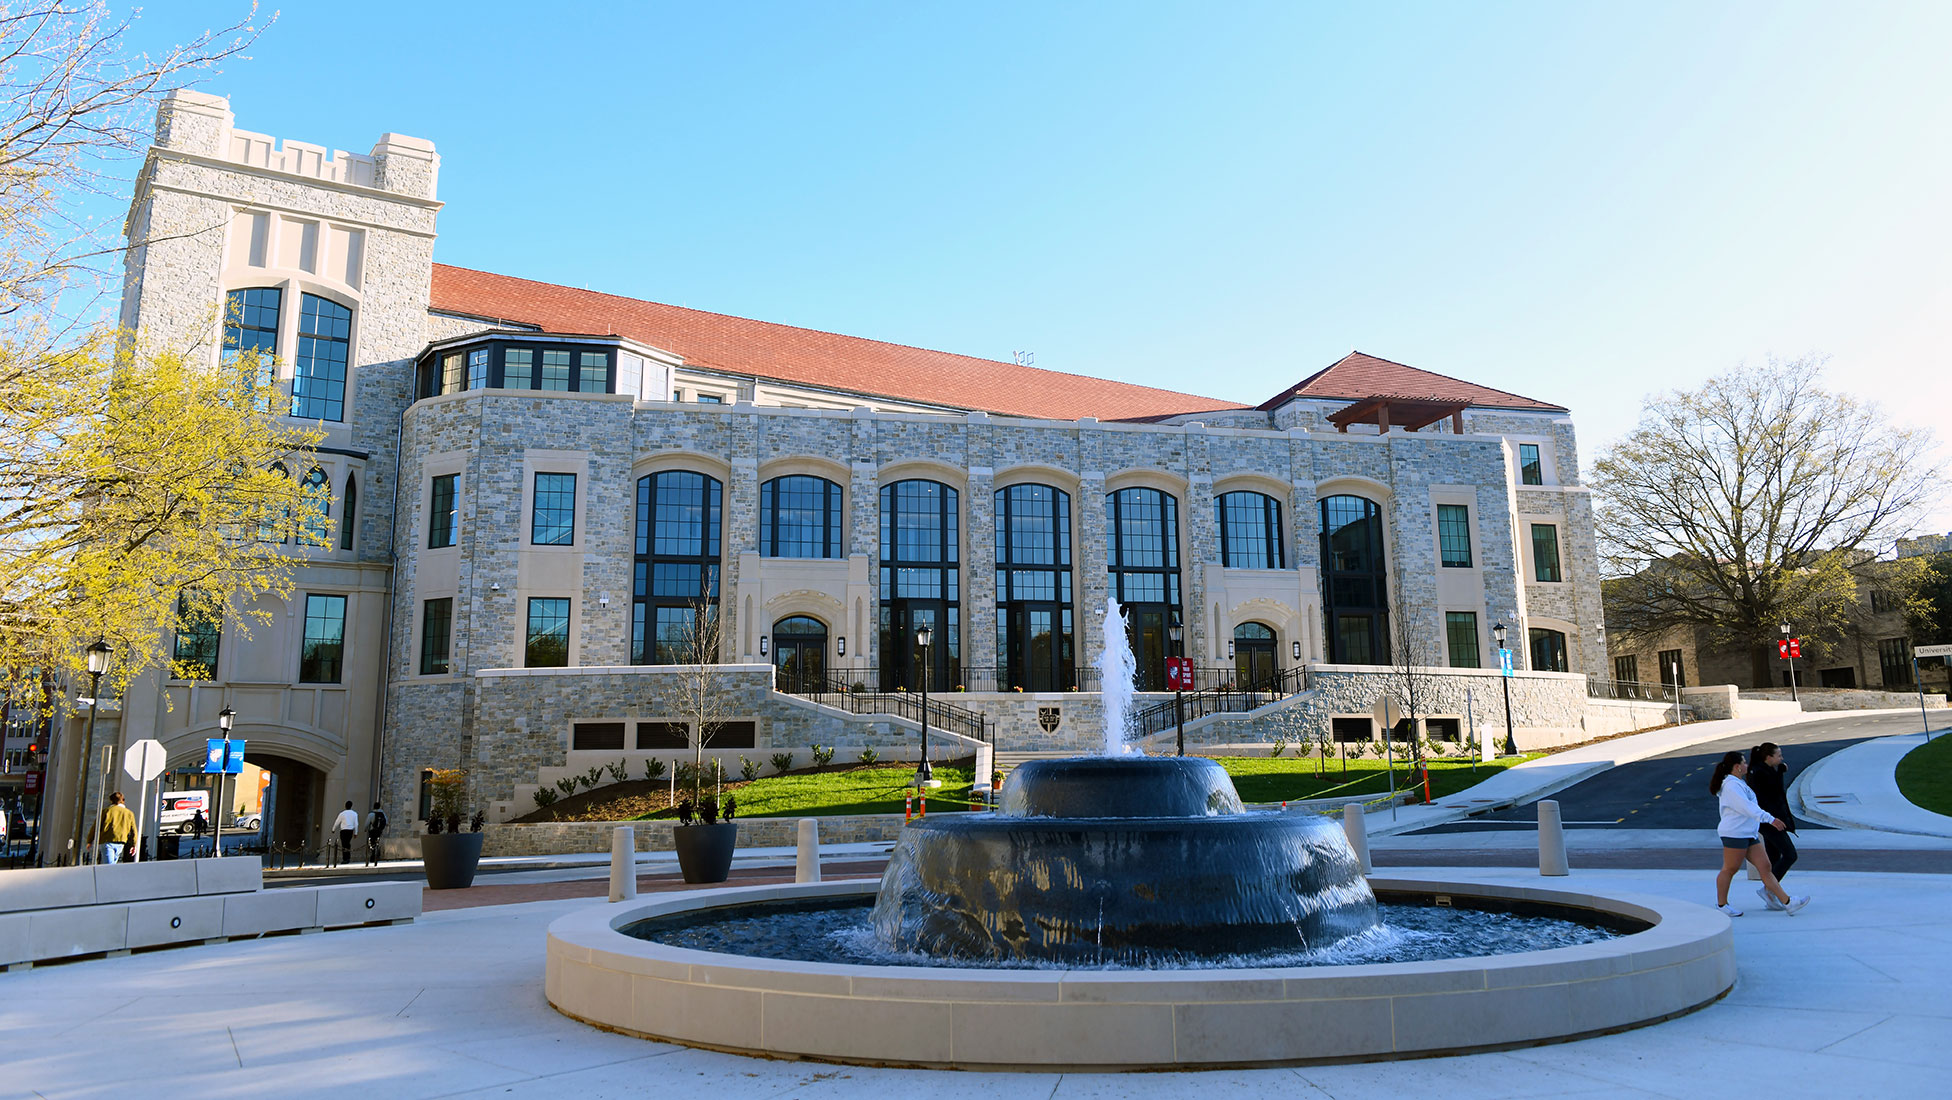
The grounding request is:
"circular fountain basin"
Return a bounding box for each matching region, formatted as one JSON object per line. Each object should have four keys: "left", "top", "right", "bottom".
{"left": 545, "top": 874, "right": 1735, "bottom": 1070}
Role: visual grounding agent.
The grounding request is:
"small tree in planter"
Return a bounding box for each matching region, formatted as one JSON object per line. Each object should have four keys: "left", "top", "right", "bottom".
{"left": 668, "top": 598, "right": 739, "bottom": 883}
{"left": 419, "top": 768, "right": 485, "bottom": 889}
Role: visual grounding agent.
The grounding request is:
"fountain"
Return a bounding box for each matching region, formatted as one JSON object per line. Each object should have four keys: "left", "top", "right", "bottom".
{"left": 544, "top": 598, "right": 1738, "bottom": 1067}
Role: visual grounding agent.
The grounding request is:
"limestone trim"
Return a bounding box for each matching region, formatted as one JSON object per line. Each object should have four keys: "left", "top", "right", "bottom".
{"left": 877, "top": 458, "right": 970, "bottom": 493}
{"left": 632, "top": 450, "right": 734, "bottom": 483}
{"left": 992, "top": 464, "right": 1084, "bottom": 496}
{"left": 1102, "top": 467, "right": 1190, "bottom": 498}
{"left": 143, "top": 150, "right": 444, "bottom": 214}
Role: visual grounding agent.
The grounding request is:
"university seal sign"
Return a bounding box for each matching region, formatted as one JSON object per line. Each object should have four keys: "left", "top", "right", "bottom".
{"left": 1037, "top": 706, "right": 1061, "bottom": 733}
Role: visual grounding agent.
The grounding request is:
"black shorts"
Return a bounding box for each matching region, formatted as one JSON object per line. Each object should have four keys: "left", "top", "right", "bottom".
{"left": 1721, "top": 835, "right": 1758, "bottom": 849}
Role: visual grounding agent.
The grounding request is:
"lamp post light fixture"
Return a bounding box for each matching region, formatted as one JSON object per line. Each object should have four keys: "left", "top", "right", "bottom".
{"left": 1491, "top": 623, "right": 1517, "bottom": 757}
{"left": 212, "top": 706, "right": 235, "bottom": 859}
{"left": 836, "top": 636, "right": 845, "bottom": 657}
{"left": 915, "top": 623, "right": 934, "bottom": 786}
{"left": 1780, "top": 622, "right": 1798, "bottom": 703}
{"left": 758, "top": 635, "right": 769, "bottom": 658}
{"left": 67, "top": 639, "right": 112, "bottom": 865}
{"left": 1292, "top": 640, "right": 1302, "bottom": 662}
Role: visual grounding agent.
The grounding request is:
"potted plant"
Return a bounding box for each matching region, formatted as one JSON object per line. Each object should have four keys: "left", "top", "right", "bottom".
{"left": 668, "top": 598, "right": 740, "bottom": 884}
{"left": 419, "top": 768, "right": 485, "bottom": 889}
{"left": 672, "top": 794, "right": 738, "bottom": 884}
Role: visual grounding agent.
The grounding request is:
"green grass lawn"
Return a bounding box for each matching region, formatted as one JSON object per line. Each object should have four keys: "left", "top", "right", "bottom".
{"left": 1895, "top": 734, "right": 1952, "bottom": 816}
{"left": 1214, "top": 752, "right": 1541, "bottom": 805}
{"left": 635, "top": 764, "right": 976, "bottom": 819}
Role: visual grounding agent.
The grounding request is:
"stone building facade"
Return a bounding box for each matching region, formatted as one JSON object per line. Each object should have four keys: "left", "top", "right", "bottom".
{"left": 105, "top": 93, "right": 1608, "bottom": 842}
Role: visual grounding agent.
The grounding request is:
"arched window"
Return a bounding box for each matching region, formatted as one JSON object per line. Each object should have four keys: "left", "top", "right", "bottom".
{"left": 1107, "top": 487, "right": 1181, "bottom": 690}
{"left": 1216, "top": 491, "right": 1284, "bottom": 569}
{"left": 995, "top": 483, "right": 1073, "bottom": 691}
{"left": 299, "top": 467, "right": 332, "bottom": 546}
{"left": 339, "top": 474, "right": 358, "bottom": 552}
{"left": 771, "top": 615, "right": 828, "bottom": 693}
{"left": 631, "top": 471, "right": 723, "bottom": 664}
{"left": 258, "top": 463, "right": 290, "bottom": 544}
{"left": 759, "top": 475, "right": 843, "bottom": 558}
{"left": 878, "top": 479, "right": 958, "bottom": 691}
{"left": 1234, "top": 621, "right": 1277, "bottom": 689}
{"left": 223, "top": 287, "right": 281, "bottom": 405}
{"left": 292, "top": 294, "right": 352, "bottom": 421}
{"left": 1320, "top": 494, "right": 1387, "bottom": 664}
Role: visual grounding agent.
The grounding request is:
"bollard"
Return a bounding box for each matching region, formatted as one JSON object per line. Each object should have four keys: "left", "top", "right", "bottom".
{"left": 796, "top": 818, "right": 822, "bottom": 883}
{"left": 904, "top": 793, "right": 912, "bottom": 822}
{"left": 609, "top": 825, "right": 637, "bottom": 902}
{"left": 1342, "top": 802, "right": 1371, "bottom": 874}
{"left": 1538, "top": 799, "right": 1569, "bottom": 876}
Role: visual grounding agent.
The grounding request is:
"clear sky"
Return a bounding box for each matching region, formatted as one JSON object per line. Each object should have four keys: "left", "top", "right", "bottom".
{"left": 119, "top": 1, "right": 1952, "bottom": 532}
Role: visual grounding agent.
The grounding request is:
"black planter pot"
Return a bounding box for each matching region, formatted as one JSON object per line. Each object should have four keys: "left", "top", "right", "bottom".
{"left": 672, "top": 822, "right": 738, "bottom": 884}
{"left": 419, "top": 831, "right": 486, "bottom": 889}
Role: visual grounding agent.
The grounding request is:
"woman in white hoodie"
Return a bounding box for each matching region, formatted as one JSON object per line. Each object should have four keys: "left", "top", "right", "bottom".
{"left": 1710, "top": 750, "right": 1808, "bottom": 917}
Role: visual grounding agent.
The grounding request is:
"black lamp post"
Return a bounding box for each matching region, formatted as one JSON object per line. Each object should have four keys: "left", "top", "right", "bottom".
{"left": 67, "top": 639, "right": 112, "bottom": 865}
{"left": 1168, "top": 622, "right": 1185, "bottom": 756}
{"left": 1492, "top": 623, "right": 1517, "bottom": 756}
{"left": 212, "top": 706, "right": 234, "bottom": 858}
{"left": 1780, "top": 622, "right": 1798, "bottom": 702}
{"left": 915, "top": 623, "right": 934, "bottom": 785}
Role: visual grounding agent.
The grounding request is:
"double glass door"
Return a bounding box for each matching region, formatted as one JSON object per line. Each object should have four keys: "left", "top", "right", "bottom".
{"left": 1123, "top": 603, "right": 1172, "bottom": 691}
{"left": 1004, "top": 602, "right": 1072, "bottom": 691}
{"left": 881, "top": 601, "right": 953, "bottom": 692}
{"left": 772, "top": 616, "right": 827, "bottom": 694}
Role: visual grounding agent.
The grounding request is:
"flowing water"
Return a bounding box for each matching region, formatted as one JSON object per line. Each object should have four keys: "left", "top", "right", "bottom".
{"left": 1096, "top": 596, "right": 1138, "bottom": 755}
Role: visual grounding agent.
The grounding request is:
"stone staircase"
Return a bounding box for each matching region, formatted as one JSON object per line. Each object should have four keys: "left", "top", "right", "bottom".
{"left": 992, "top": 750, "right": 1078, "bottom": 779}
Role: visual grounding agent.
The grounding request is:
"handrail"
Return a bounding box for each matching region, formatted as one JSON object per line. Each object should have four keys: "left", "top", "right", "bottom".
{"left": 1132, "top": 666, "right": 1311, "bottom": 737}
{"left": 785, "top": 673, "right": 990, "bottom": 743}
{"left": 1586, "top": 677, "right": 1676, "bottom": 703}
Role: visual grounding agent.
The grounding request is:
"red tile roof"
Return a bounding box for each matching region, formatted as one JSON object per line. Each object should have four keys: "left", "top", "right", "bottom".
{"left": 1258, "top": 351, "right": 1565, "bottom": 413}
{"left": 428, "top": 265, "right": 1249, "bottom": 421}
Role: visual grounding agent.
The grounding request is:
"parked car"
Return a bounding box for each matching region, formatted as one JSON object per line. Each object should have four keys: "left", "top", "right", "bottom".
{"left": 234, "top": 811, "right": 263, "bottom": 830}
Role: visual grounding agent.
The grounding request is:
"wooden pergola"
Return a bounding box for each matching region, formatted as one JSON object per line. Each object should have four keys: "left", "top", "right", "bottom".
{"left": 1325, "top": 394, "right": 1471, "bottom": 434}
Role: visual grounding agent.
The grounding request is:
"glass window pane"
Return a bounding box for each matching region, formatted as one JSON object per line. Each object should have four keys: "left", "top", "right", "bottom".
{"left": 1519, "top": 443, "right": 1543, "bottom": 485}
{"left": 761, "top": 475, "right": 841, "bottom": 558}
{"left": 1217, "top": 491, "right": 1281, "bottom": 569}
{"left": 526, "top": 597, "right": 571, "bottom": 667}
{"left": 299, "top": 594, "right": 347, "bottom": 683}
{"left": 532, "top": 472, "right": 576, "bottom": 545}
{"left": 540, "top": 349, "right": 571, "bottom": 390}
{"left": 633, "top": 471, "right": 724, "bottom": 664}
{"left": 292, "top": 294, "right": 351, "bottom": 421}
{"left": 504, "top": 348, "right": 533, "bottom": 389}
{"left": 1445, "top": 611, "right": 1480, "bottom": 668}
{"left": 577, "top": 351, "right": 608, "bottom": 393}
{"left": 420, "top": 597, "right": 452, "bottom": 675}
{"left": 1437, "top": 504, "right": 1473, "bottom": 568}
{"left": 1531, "top": 523, "right": 1562, "bottom": 583}
{"left": 428, "top": 474, "right": 457, "bottom": 549}
{"left": 222, "top": 288, "right": 281, "bottom": 402}
{"left": 1529, "top": 627, "right": 1568, "bottom": 673}
{"left": 339, "top": 475, "right": 358, "bottom": 551}
{"left": 466, "top": 347, "right": 488, "bottom": 389}
{"left": 171, "top": 594, "right": 221, "bottom": 679}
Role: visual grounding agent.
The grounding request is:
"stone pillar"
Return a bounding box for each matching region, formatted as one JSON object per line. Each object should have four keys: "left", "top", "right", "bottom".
{"left": 723, "top": 411, "right": 761, "bottom": 660}
{"left": 962, "top": 415, "right": 997, "bottom": 689}
{"left": 1183, "top": 424, "right": 1216, "bottom": 665}
{"left": 154, "top": 90, "right": 232, "bottom": 156}
{"left": 1075, "top": 421, "right": 1110, "bottom": 671}
{"left": 849, "top": 412, "right": 881, "bottom": 678}
{"left": 371, "top": 133, "right": 441, "bottom": 200}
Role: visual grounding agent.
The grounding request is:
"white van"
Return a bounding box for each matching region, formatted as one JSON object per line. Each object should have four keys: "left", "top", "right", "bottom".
{"left": 159, "top": 790, "right": 210, "bottom": 833}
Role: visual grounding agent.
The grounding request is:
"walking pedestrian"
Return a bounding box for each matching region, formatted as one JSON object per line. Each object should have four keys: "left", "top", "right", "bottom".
{"left": 333, "top": 801, "right": 359, "bottom": 865}
{"left": 364, "top": 802, "right": 388, "bottom": 866}
{"left": 1748, "top": 742, "right": 1798, "bottom": 909}
{"left": 190, "top": 807, "right": 208, "bottom": 856}
{"left": 99, "top": 792, "right": 137, "bottom": 864}
{"left": 1710, "top": 750, "right": 1807, "bottom": 916}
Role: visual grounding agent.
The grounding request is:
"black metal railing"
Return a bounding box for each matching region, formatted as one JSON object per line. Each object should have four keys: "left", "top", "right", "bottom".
{"left": 840, "top": 665, "right": 1259, "bottom": 694}
{"left": 787, "top": 673, "right": 991, "bottom": 743}
{"left": 1132, "top": 666, "right": 1311, "bottom": 737}
{"left": 1586, "top": 677, "right": 1677, "bottom": 703}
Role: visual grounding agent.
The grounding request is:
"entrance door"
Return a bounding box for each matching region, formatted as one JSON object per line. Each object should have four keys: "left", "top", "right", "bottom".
{"left": 882, "top": 601, "right": 951, "bottom": 692}
{"left": 1006, "top": 603, "right": 1067, "bottom": 691}
{"left": 772, "top": 616, "right": 828, "bottom": 693}
{"left": 1123, "top": 604, "right": 1171, "bottom": 691}
{"left": 1234, "top": 622, "right": 1277, "bottom": 690}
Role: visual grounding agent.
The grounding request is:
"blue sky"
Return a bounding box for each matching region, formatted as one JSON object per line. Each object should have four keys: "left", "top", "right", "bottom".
{"left": 123, "top": 1, "right": 1952, "bottom": 530}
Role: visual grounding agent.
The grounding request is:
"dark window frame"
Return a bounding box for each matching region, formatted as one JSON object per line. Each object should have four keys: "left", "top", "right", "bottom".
{"left": 1528, "top": 627, "right": 1569, "bottom": 673}
{"left": 1518, "top": 443, "right": 1544, "bottom": 485}
{"left": 339, "top": 474, "right": 358, "bottom": 552}
{"left": 299, "top": 593, "right": 348, "bottom": 683}
{"left": 879, "top": 479, "right": 961, "bottom": 692}
{"left": 525, "top": 597, "right": 571, "bottom": 668}
{"left": 428, "top": 473, "right": 458, "bottom": 550}
{"left": 291, "top": 293, "right": 352, "bottom": 421}
{"left": 1437, "top": 504, "right": 1473, "bottom": 568}
{"left": 171, "top": 594, "right": 221, "bottom": 680}
{"left": 415, "top": 340, "right": 617, "bottom": 400}
{"left": 1658, "top": 649, "right": 1686, "bottom": 688}
{"left": 632, "top": 471, "right": 723, "bottom": 665}
{"left": 995, "top": 482, "right": 1074, "bottom": 691}
{"left": 1215, "top": 490, "right": 1284, "bottom": 569}
{"left": 420, "top": 597, "right": 453, "bottom": 676}
{"left": 531, "top": 472, "right": 577, "bottom": 546}
{"left": 1445, "top": 610, "right": 1480, "bottom": 668}
{"left": 759, "top": 475, "right": 844, "bottom": 558}
{"left": 1531, "top": 523, "right": 1562, "bottom": 583}
{"left": 1878, "top": 637, "right": 1915, "bottom": 688}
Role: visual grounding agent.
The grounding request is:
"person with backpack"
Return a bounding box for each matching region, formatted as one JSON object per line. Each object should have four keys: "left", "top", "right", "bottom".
{"left": 1710, "top": 750, "right": 1807, "bottom": 917}
{"left": 1747, "top": 742, "right": 1798, "bottom": 908}
{"left": 364, "top": 802, "right": 388, "bottom": 865}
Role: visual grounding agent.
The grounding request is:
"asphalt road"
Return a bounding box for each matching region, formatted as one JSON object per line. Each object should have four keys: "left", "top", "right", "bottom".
{"left": 1414, "top": 709, "right": 1937, "bottom": 833}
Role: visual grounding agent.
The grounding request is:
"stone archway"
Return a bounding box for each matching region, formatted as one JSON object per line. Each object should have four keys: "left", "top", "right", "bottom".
{"left": 251, "top": 751, "right": 328, "bottom": 854}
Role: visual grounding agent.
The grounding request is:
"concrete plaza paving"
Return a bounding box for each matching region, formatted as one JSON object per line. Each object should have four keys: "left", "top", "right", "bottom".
{"left": 5, "top": 861, "right": 1947, "bottom": 1099}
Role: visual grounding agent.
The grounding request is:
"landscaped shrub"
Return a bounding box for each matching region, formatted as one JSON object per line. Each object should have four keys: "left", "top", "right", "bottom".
{"left": 642, "top": 757, "right": 666, "bottom": 782}
{"left": 859, "top": 746, "right": 879, "bottom": 765}
{"left": 811, "top": 744, "right": 836, "bottom": 767}
{"left": 739, "top": 755, "right": 759, "bottom": 782}
{"left": 533, "top": 787, "right": 558, "bottom": 808}
{"left": 608, "top": 758, "right": 630, "bottom": 784}
{"left": 555, "top": 777, "right": 578, "bottom": 797}
{"left": 1270, "top": 732, "right": 1290, "bottom": 757}
{"left": 770, "top": 751, "right": 795, "bottom": 774}
{"left": 582, "top": 765, "right": 604, "bottom": 790}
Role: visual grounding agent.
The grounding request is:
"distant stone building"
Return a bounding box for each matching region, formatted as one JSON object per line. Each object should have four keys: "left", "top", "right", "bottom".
{"left": 78, "top": 93, "right": 1609, "bottom": 845}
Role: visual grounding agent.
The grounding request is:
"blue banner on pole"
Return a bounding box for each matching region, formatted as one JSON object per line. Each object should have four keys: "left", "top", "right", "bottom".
{"left": 203, "top": 738, "right": 246, "bottom": 774}
{"left": 1499, "top": 648, "right": 1514, "bottom": 677}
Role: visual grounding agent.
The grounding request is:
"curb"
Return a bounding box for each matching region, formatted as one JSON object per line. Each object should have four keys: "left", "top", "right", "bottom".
{"left": 1790, "top": 732, "right": 1952, "bottom": 838}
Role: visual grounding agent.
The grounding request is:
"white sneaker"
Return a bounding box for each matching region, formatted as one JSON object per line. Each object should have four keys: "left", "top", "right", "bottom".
{"left": 1785, "top": 895, "right": 1811, "bottom": 915}
{"left": 1757, "top": 887, "right": 1785, "bottom": 911}
{"left": 1718, "top": 903, "right": 1744, "bottom": 917}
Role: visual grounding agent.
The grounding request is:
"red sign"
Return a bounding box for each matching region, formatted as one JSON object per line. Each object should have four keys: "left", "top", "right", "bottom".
{"left": 1778, "top": 638, "right": 1802, "bottom": 659}
{"left": 23, "top": 769, "right": 40, "bottom": 792}
{"left": 1165, "top": 657, "right": 1195, "bottom": 691}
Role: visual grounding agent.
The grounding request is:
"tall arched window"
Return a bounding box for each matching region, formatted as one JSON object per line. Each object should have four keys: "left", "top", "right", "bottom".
{"left": 223, "top": 287, "right": 281, "bottom": 405}
{"left": 292, "top": 294, "right": 352, "bottom": 421}
{"left": 632, "top": 471, "right": 723, "bottom": 664}
{"left": 1216, "top": 491, "right": 1284, "bottom": 569}
{"left": 878, "top": 479, "right": 958, "bottom": 691}
{"left": 1320, "top": 494, "right": 1388, "bottom": 664}
{"left": 339, "top": 474, "right": 358, "bottom": 552}
{"left": 299, "top": 467, "right": 332, "bottom": 546}
{"left": 1108, "top": 486, "right": 1181, "bottom": 690}
{"left": 771, "top": 615, "right": 828, "bottom": 693}
{"left": 995, "top": 483, "right": 1073, "bottom": 691}
{"left": 759, "top": 475, "right": 843, "bottom": 558}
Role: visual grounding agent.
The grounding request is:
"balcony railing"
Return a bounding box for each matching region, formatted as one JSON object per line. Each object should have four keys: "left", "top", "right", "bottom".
{"left": 1586, "top": 677, "right": 1677, "bottom": 703}
{"left": 784, "top": 673, "right": 991, "bottom": 743}
{"left": 1132, "top": 666, "right": 1311, "bottom": 737}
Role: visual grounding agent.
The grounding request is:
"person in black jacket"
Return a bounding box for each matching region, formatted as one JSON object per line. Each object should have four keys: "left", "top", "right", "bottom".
{"left": 1748, "top": 742, "right": 1798, "bottom": 907}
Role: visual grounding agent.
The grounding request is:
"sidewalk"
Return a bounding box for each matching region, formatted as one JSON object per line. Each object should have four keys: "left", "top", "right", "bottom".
{"left": 263, "top": 839, "right": 898, "bottom": 880}
{"left": 1793, "top": 730, "right": 1952, "bottom": 838}
{"left": 1359, "top": 709, "right": 1874, "bottom": 837}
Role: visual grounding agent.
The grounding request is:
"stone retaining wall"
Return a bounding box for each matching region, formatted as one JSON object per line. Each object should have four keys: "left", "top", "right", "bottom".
{"left": 1738, "top": 687, "right": 1947, "bottom": 711}
{"left": 480, "top": 810, "right": 985, "bottom": 857}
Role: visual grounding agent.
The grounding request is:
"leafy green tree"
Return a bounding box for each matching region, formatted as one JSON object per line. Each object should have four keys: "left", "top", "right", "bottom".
{"left": 1594, "top": 360, "right": 1937, "bottom": 686}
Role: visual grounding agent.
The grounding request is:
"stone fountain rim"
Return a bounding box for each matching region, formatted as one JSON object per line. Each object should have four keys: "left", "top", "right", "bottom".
{"left": 545, "top": 873, "right": 1735, "bottom": 1069}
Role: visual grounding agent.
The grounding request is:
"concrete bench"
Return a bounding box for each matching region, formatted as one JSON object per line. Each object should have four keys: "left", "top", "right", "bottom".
{"left": 0, "top": 858, "right": 420, "bottom": 969}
